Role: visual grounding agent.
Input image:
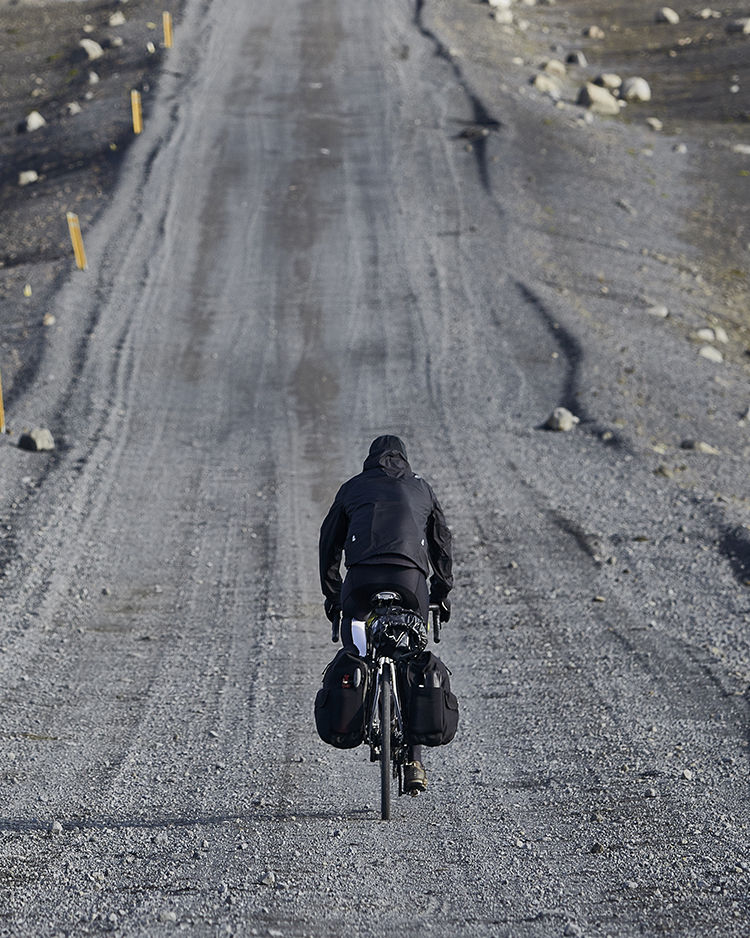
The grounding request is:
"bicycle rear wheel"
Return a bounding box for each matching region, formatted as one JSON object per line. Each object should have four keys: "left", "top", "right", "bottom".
{"left": 380, "top": 667, "right": 392, "bottom": 821}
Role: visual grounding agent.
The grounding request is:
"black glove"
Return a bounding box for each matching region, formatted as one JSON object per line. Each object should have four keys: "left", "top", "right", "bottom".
{"left": 324, "top": 597, "right": 341, "bottom": 623}
{"left": 436, "top": 598, "right": 451, "bottom": 623}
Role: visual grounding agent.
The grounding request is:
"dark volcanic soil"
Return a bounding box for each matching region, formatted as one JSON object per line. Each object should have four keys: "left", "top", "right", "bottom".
{"left": 0, "top": 0, "right": 183, "bottom": 419}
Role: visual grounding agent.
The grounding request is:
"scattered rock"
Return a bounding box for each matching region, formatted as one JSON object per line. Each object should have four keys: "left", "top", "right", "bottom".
{"left": 18, "top": 170, "right": 39, "bottom": 186}
{"left": 682, "top": 769, "right": 693, "bottom": 780}
{"left": 543, "top": 58, "right": 567, "bottom": 78}
{"left": 694, "top": 327, "right": 715, "bottom": 342}
{"left": 578, "top": 83, "right": 620, "bottom": 116}
{"left": 494, "top": 10, "right": 514, "bottom": 24}
{"left": 616, "top": 197, "right": 637, "bottom": 215}
{"left": 655, "top": 465, "right": 673, "bottom": 478}
{"left": 593, "top": 595, "right": 606, "bottom": 603}
{"left": 109, "top": 11, "right": 127, "bottom": 26}
{"left": 51, "top": 820, "right": 63, "bottom": 834}
{"left": 18, "top": 428, "right": 55, "bottom": 452}
{"left": 64, "top": 101, "right": 83, "bottom": 116}
{"left": 591, "top": 842, "right": 605, "bottom": 854}
{"left": 694, "top": 8, "right": 721, "bottom": 19}
{"left": 620, "top": 77, "right": 651, "bottom": 102}
{"left": 731, "top": 144, "right": 750, "bottom": 155}
{"left": 533, "top": 73, "right": 561, "bottom": 98}
{"left": 645, "top": 787, "right": 658, "bottom": 798}
{"left": 564, "top": 925, "right": 583, "bottom": 938}
{"left": 646, "top": 302, "right": 669, "bottom": 317}
{"left": 673, "top": 142, "right": 687, "bottom": 153}
{"left": 109, "top": 36, "right": 125, "bottom": 49}
{"left": 656, "top": 8, "right": 680, "bottom": 25}
{"left": 699, "top": 345, "right": 723, "bottom": 363}
{"left": 681, "top": 439, "right": 720, "bottom": 454}
{"left": 88, "top": 71, "right": 100, "bottom": 85}
{"left": 21, "top": 111, "right": 46, "bottom": 132}
{"left": 714, "top": 326, "right": 729, "bottom": 343}
{"left": 487, "top": 0, "right": 511, "bottom": 7}
{"left": 566, "top": 51, "right": 587, "bottom": 66}
{"left": 595, "top": 73, "right": 622, "bottom": 90}
{"left": 80, "top": 38, "right": 104, "bottom": 61}
{"left": 260, "top": 871, "right": 276, "bottom": 886}
{"left": 726, "top": 19, "right": 750, "bottom": 35}
{"left": 585, "top": 25, "right": 605, "bottom": 39}
{"left": 646, "top": 117, "right": 663, "bottom": 131}
{"left": 545, "top": 407, "right": 579, "bottom": 431}
{"left": 158, "top": 911, "right": 177, "bottom": 924}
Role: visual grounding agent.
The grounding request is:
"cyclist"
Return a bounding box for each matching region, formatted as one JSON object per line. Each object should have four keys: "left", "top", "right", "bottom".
{"left": 319, "top": 434, "right": 453, "bottom": 793}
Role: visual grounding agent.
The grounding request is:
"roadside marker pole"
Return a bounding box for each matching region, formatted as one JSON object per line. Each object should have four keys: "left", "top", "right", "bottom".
{"left": 66, "top": 212, "right": 88, "bottom": 270}
{"left": 163, "top": 11, "right": 173, "bottom": 48}
{"left": 0, "top": 367, "right": 5, "bottom": 434}
{"left": 131, "top": 89, "right": 143, "bottom": 134}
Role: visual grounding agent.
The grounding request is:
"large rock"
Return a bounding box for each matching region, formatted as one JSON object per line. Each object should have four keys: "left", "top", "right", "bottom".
{"left": 566, "top": 51, "right": 587, "bottom": 66}
{"left": 543, "top": 59, "right": 566, "bottom": 78}
{"left": 620, "top": 77, "right": 651, "bottom": 102}
{"left": 109, "top": 11, "right": 127, "bottom": 26}
{"left": 726, "top": 18, "right": 750, "bottom": 34}
{"left": 18, "top": 428, "right": 55, "bottom": 452}
{"left": 656, "top": 7, "right": 680, "bottom": 25}
{"left": 18, "top": 170, "right": 39, "bottom": 186}
{"left": 487, "top": 0, "right": 512, "bottom": 7}
{"left": 578, "top": 82, "right": 620, "bottom": 115}
{"left": 585, "top": 25, "right": 605, "bottom": 39}
{"left": 595, "top": 73, "right": 622, "bottom": 90}
{"left": 80, "top": 38, "right": 104, "bottom": 61}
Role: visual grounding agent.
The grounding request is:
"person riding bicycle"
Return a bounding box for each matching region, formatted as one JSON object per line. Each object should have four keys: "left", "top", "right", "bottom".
{"left": 319, "top": 434, "right": 453, "bottom": 793}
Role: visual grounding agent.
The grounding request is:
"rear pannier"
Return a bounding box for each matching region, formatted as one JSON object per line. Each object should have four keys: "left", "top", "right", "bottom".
{"left": 314, "top": 648, "right": 369, "bottom": 749}
{"left": 398, "top": 651, "right": 459, "bottom": 747}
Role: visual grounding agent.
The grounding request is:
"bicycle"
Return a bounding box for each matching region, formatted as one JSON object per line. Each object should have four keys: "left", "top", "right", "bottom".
{"left": 331, "top": 591, "right": 441, "bottom": 821}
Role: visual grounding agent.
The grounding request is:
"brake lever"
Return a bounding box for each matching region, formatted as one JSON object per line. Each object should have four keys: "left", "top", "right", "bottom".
{"left": 331, "top": 611, "right": 341, "bottom": 644}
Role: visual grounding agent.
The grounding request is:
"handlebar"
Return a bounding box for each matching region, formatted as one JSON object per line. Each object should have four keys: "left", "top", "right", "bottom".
{"left": 429, "top": 604, "right": 441, "bottom": 643}
{"left": 331, "top": 611, "right": 341, "bottom": 643}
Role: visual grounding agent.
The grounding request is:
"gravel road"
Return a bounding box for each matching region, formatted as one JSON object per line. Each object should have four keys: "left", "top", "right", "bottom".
{"left": 1, "top": 0, "right": 749, "bottom": 936}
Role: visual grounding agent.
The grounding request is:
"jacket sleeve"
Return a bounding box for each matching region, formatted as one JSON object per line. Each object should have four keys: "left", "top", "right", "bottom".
{"left": 426, "top": 487, "right": 453, "bottom": 600}
{"left": 319, "top": 487, "right": 350, "bottom": 604}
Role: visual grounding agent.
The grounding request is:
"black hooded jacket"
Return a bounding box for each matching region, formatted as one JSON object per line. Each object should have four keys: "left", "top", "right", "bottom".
{"left": 319, "top": 436, "right": 453, "bottom": 606}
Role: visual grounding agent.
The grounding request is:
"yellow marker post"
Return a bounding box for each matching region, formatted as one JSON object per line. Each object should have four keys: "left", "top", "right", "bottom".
{"left": 163, "top": 11, "right": 173, "bottom": 49}
{"left": 0, "top": 367, "right": 5, "bottom": 434}
{"left": 66, "top": 212, "right": 88, "bottom": 270}
{"left": 131, "top": 89, "right": 143, "bottom": 134}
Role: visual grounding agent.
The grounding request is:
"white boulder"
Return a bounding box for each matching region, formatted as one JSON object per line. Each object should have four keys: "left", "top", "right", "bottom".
{"left": 578, "top": 83, "right": 620, "bottom": 115}
{"left": 656, "top": 8, "right": 680, "bottom": 25}
{"left": 620, "top": 77, "right": 651, "bottom": 102}
{"left": 23, "top": 110, "right": 46, "bottom": 132}
{"left": 80, "top": 38, "right": 104, "bottom": 61}
{"left": 533, "top": 74, "right": 561, "bottom": 98}
{"left": 546, "top": 407, "right": 580, "bottom": 431}
{"left": 18, "top": 170, "right": 39, "bottom": 186}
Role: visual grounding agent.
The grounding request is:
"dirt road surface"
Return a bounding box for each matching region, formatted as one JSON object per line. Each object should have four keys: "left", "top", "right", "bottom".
{"left": 1, "top": 0, "right": 749, "bottom": 935}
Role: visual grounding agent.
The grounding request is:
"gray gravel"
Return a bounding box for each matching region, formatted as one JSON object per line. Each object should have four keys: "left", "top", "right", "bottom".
{"left": 1, "top": 0, "right": 749, "bottom": 935}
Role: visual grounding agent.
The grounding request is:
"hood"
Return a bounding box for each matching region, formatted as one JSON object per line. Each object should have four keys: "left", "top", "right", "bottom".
{"left": 363, "top": 435, "right": 410, "bottom": 472}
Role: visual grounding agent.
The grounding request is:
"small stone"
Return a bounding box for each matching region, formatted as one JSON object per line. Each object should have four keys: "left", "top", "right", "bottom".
{"left": 44, "top": 313, "right": 56, "bottom": 326}
{"left": 18, "top": 170, "right": 39, "bottom": 186}
{"left": 566, "top": 51, "right": 587, "bottom": 66}
{"left": 585, "top": 25, "right": 605, "bottom": 39}
{"left": 578, "top": 83, "right": 620, "bottom": 116}
{"left": 646, "top": 117, "right": 663, "bottom": 131}
{"left": 51, "top": 820, "right": 63, "bottom": 834}
{"left": 543, "top": 59, "right": 566, "bottom": 78}
{"left": 682, "top": 769, "right": 693, "bottom": 780}
{"left": 694, "top": 327, "right": 715, "bottom": 342}
{"left": 616, "top": 197, "right": 637, "bottom": 215}
{"left": 714, "top": 326, "right": 729, "bottom": 343}
{"left": 147, "top": 41, "right": 157, "bottom": 54}
{"left": 88, "top": 71, "right": 100, "bottom": 85}
{"left": 159, "top": 910, "right": 177, "bottom": 923}
{"left": 260, "top": 871, "right": 276, "bottom": 886}
{"left": 545, "top": 407, "right": 579, "bottom": 431}
{"left": 656, "top": 7, "right": 680, "bottom": 25}
{"left": 645, "top": 787, "right": 658, "bottom": 798}
{"left": 487, "top": 0, "right": 512, "bottom": 8}
{"left": 695, "top": 8, "right": 721, "bottom": 19}
{"left": 64, "top": 102, "right": 83, "bottom": 116}
{"left": 593, "top": 596, "right": 606, "bottom": 602}
{"left": 102, "top": 586, "right": 111, "bottom": 595}
{"left": 22, "top": 111, "right": 46, "bottom": 132}
{"left": 647, "top": 303, "right": 669, "bottom": 318}
{"left": 23, "top": 284, "right": 32, "bottom": 298}
{"left": 80, "top": 38, "right": 104, "bottom": 61}
{"left": 109, "top": 11, "right": 127, "bottom": 26}
{"left": 108, "top": 914, "right": 118, "bottom": 925}
{"left": 533, "top": 73, "right": 561, "bottom": 98}
{"left": 699, "top": 345, "right": 724, "bottom": 363}
{"left": 591, "top": 842, "right": 605, "bottom": 854}
{"left": 596, "top": 73, "right": 622, "bottom": 90}
{"left": 564, "top": 925, "right": 583, "bottom": 938}
{"left": 673, "top": 143, "right": 687, "bottom": 153}
{"left": 493, "top": 10, "right": 513, "bottom": 24}
{"left": 110, "top": 37, "right": 124, "bottom": 48}
{"left": 18, "top": 428, "right": 55, "bottom": 452}
{"left": 731, "top": 144, "right": 750, "bottom": 155}
{"left": 654, "top": 464, "right": 673, "bottom": 478}
{"left": 620, "top": 77, "right": 651, "bottom": 102}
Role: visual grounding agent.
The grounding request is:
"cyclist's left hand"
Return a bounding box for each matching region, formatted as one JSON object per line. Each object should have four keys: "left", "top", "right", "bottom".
{"left": 437, "top": 598, "right": 451, "bottom": 623}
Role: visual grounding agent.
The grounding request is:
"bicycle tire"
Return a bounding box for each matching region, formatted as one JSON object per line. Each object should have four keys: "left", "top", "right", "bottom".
{"left": 380, "top": 667, "right": 392, "bottom": 821}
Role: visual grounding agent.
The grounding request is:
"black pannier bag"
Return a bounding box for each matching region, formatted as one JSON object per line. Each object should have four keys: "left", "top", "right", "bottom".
{"left": 398, "top": 651, "right": 459, "bottom": 747}
{"left": 314, "top": 649, "right": 369, "bottom": 749}
{"left": 369, "top": 608, "right": 428, "bottom": 657}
